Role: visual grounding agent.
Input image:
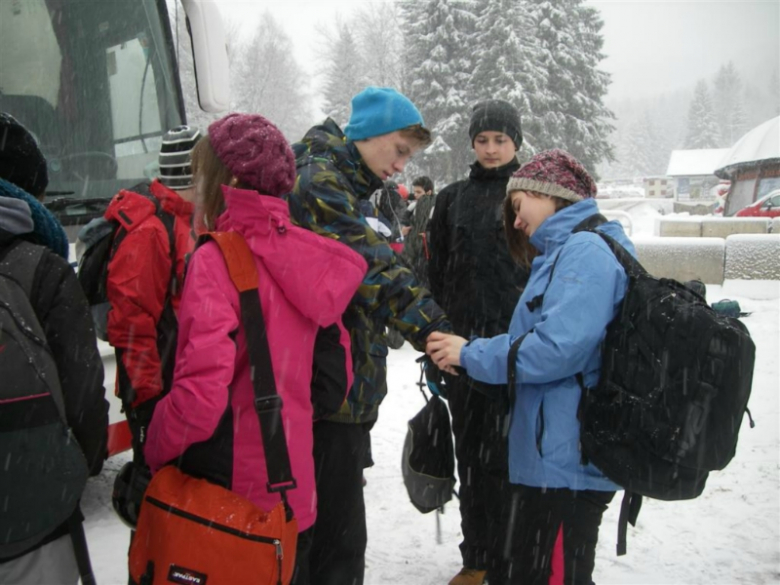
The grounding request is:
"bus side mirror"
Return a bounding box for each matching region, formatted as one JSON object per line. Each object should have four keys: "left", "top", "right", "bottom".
{"left": 181, "top": 0, "right": 230, "bottom": 113}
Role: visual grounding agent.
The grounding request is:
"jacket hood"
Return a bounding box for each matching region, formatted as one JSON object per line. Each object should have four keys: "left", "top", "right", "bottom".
{"left": 530, "top": 199, "right": 630, "bottom": 255}
{"left": 105, "top": 179, "right": 194, "bottom": 233}
{"left": 216, "top": 185, "right": 367, "bottom": 324}
{"left": 293, "top": 119, "right": 383, "bottom": 201}
{"left": 0, "top": 195, "right": 33, "bottom": 235}
{"left": 469, "top": 158, "right": 521, "bottom": 181}
{"left": 0, "top": 178, "right": 68, "bottom": 258}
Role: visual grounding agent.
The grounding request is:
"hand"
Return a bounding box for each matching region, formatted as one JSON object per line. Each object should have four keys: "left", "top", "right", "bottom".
{"left": 401, "top": 225, "right": 412, "bottom": 236}
{"left": 426, "top": 331, "right": 467, "bottom": 375}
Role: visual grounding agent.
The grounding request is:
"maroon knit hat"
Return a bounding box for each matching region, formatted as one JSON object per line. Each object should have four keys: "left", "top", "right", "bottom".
{"left": 207, "top": 113, "right": 295, "bottom": 197}
{"left": 506, "top": 149, "right": 597, "bottom": 202}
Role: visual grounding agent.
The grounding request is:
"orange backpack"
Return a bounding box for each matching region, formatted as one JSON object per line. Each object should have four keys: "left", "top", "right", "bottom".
{"left": 129, "top": 232, "right": 298, "bottom": 585}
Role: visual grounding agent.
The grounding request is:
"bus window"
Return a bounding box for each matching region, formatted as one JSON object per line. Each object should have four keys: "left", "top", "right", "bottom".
{"left": 0, "top": 0, "right": 184, "bottom": 230}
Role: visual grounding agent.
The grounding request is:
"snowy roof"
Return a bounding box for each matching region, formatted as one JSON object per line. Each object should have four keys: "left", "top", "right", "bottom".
{"left": 715, "top": 116, "right": 780, "bottom": 179}
{"left": 666, "top": 149, "right": 730, "bottom": 177}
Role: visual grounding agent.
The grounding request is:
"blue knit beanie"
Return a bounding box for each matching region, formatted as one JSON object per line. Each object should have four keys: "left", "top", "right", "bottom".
{"left": 344, "top": 87, "right": 424, "bottom": 141}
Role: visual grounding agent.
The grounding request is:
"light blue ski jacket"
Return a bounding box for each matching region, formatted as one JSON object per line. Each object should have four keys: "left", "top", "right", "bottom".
{"left": 460, "top": 198, "right": 635, "bottom": 491}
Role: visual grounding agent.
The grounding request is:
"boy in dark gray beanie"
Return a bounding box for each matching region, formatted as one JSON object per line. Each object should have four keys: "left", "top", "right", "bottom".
{"left": 468, "top": 100, "right": 523, "bottom": 152}
{"left": 428, "top": 99, "right": 529, "bottom": 585}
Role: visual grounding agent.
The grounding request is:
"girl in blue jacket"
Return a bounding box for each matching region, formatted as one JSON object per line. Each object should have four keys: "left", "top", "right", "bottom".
{"left": 427, "top": 149, "right": 636, "bottom": 585}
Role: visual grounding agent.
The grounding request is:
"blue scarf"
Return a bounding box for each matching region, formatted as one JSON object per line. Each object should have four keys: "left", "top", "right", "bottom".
{"left": 0, "top": 177, "right": 69, "bottom": 259}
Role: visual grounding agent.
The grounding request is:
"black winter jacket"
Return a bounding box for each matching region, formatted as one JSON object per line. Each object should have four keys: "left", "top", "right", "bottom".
{"left": 429, "top": 160, "right": 529, "bottom": 338}
{"left": 0, "top": 226, "right": 108, "bottom": 557}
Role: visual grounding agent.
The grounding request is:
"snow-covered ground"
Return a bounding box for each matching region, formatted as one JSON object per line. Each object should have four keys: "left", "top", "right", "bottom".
{"left": 81, "top": 204, "right": 779, "bottom": 583}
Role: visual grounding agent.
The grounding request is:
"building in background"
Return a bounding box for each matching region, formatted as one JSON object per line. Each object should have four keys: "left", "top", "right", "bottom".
{"left": 643, "top": 175, "right": 672, "bottom": 198}
{"left": 666, "top": 148, "right": 729, "bottom": 200}
{"left": 716, "top": 116, "right": 780, "bottom": 216}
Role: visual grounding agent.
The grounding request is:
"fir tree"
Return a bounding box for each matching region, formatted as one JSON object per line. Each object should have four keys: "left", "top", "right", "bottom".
{"left": 524, "top": 0, "right": 614, "bottom": 175}
{"left": 684, "top": 80, "right": 720, "bottom": 149}
{"left": 400, "top": 0, "right": 475, "bottom": 182}
{"left": 352, "top": 2, "right": 405, "bottom": 90}
{"left": 231, "top": 12, "right": 312, "bottom": 141}
{"left": 713, "top": 62, "right": 746, "bottom": 146}
{"left": 320, "top": 23, "right": 365, "bottom": 128}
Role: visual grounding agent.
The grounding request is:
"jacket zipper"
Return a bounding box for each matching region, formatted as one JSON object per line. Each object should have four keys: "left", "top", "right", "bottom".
{"left": 144, "top": 495, "right": 282, "bottom": 547}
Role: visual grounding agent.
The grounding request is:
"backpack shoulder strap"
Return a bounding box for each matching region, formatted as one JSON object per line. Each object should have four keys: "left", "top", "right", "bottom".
{"left": 199, "top": 231, "right": 297, "bottom": 506}
{"left": 0, "top": 239, "right": 47, "bottom": 300}
{"left": 115, "top": 183, "right": 179, "bottom": 296}
{"left": 525, "top": 213, "right": 610, "bottom": 312}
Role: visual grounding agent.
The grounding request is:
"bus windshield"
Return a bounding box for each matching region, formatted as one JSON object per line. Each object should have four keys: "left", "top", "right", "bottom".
{"left": 0, "top": 0, "right": 184, "bottom": 232}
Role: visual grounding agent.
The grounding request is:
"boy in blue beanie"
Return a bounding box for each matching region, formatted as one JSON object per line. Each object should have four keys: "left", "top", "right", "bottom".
{"left": 285, "top": 87, "right": 452, "bottom": 585}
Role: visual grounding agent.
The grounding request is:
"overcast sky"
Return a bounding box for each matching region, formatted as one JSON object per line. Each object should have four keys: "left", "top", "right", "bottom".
{"left": 216, "top": 0, "right": 780, "bottom": 103}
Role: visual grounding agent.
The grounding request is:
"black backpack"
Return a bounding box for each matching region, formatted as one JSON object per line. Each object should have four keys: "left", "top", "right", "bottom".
{"left": 519, "top": 214, "right": 756, "bottom": 555}
{"left": 401, "top": 362, "right": 456, "bottom": 515}
{"left": 76, "top": 182, "right": 177, "bottom": 342}
{"left": 0, "top": 239, "right": 89, "bottom": 559}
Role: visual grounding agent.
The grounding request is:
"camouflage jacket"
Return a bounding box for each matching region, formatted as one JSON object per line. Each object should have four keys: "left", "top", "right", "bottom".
{"left": 286, "top": 119, "right": 451, "bottom": 424}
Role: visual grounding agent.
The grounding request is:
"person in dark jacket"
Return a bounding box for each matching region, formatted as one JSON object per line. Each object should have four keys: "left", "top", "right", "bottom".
{"left": 428, "top": 100, "right": 529, "bottom": 585}
{"left": 401, "top": 175, "right": 436, "bottom": 288}
{"left": 285, "top": 86, "right": 452, "bottom": 585}
{"left": 370, "top": 180, "right": 407, "bottom": 245}
{"left": 0, "top": 114, "right": 108, "bottom": 584}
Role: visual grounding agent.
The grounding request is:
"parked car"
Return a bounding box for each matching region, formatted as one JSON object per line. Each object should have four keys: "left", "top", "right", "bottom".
{"left": 735, "top": 190, "right": 780, "bottom": 218}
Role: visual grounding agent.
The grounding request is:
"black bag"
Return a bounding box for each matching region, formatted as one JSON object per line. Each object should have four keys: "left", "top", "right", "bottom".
{"left": 401, "top": 368, "right": 456, "bottom": 514}
{"left": 0, "top": 240, "right": 89, "bottom": 558}
{"left": 520, "top": 214, "right": 756, "bottom": 555}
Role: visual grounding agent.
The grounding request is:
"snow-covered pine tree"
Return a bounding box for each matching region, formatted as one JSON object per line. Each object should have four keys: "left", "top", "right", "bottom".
{"left": 399, "top": 0, "right": 475, "bottom": 183}
{"left": 352, "top": 2, "right": 405, "bottom": 91}
{"left": 523, "top": 0, "right": 614, "bottom": 176}
{"left": 320, "top": 22, "right": 366, "bottom": 128}
{"left": 713, "top": 62, "right": 746, "bottom": 147}
{"left": 684, "top": 80, "right": 720, "bottom": 149}
{"left": 468, "top": 0, "right": 545, "bottom": 158}
{"left": 231, "top": 12, "right": 312, "bottom": 142}
{"left": 622, "top": 111, "right": 670, "bottom": 177}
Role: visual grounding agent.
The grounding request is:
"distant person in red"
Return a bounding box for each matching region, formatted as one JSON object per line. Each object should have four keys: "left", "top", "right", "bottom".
{"left": 401, "top": 175, "right": 436, "bottom": 288}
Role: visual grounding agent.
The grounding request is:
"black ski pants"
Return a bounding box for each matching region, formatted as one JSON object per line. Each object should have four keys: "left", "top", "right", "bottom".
{"left": 489, "top": 485, "right": 615, "bottom": 585}
{"left": 309, "top": 420, "right": 373, "bottom": 585}
{"left": 446, "top": 373, "right": 510, "bottom": 571}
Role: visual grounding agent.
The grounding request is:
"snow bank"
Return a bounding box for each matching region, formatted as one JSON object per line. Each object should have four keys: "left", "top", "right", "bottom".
{"left": 724, "top": 234, "right": 780, "bottom": 280}
{"left": 701, "top": 217, "right": 772, "bottom": 238}
{"left": 717, "top": 280, "right": 780, "bottom": 300}
{"left": 82, "top": 297, "right": 780, "bottom": 585}
{"left": 656, "top": 216, "right": 702, "bottom": 237}
{"left": 633, "top": 236, "right": 725, "bottom": 284}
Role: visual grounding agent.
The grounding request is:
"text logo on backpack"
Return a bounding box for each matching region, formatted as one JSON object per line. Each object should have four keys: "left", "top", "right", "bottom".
{"left": 0, "top": 240, "right": 88, "bottom": 559}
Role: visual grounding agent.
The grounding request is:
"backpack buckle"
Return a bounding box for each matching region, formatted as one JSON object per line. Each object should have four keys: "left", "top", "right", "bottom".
{"left": 254, "top": 395, "right": 283, "bottom": 413}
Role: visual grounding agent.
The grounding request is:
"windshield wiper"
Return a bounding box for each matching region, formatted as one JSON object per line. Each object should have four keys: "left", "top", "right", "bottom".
{"left": 44, "top": 197, "right": 111, "bottom": 212}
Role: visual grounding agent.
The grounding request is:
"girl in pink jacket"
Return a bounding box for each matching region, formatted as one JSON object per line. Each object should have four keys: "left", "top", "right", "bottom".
{"left": 145, "top": 114, "right": 367, "bottom": 582}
